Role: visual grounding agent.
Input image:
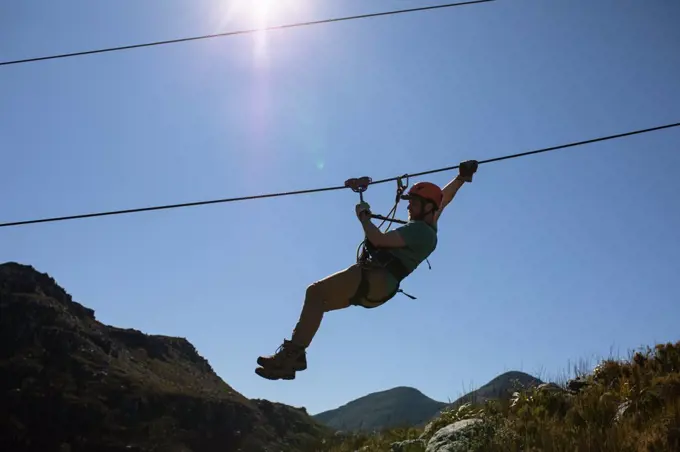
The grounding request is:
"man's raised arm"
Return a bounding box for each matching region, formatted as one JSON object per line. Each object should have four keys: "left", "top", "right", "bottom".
{"left": 434, "top": 160, "right": 478, "bottom": 221}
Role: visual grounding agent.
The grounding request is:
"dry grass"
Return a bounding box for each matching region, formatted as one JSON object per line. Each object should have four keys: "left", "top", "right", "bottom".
{"left": 322, "top": 340, "right": 680, "bottom": 452}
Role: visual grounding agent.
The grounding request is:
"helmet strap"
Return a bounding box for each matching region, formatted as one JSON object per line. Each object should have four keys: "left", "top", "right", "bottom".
{"left": 410, "top": 196, "right": 437, "bottom": 221}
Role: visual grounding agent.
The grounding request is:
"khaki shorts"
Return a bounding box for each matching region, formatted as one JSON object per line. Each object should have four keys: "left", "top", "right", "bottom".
{"left": 312, "top": 261, "right": 400, "bottom": 310}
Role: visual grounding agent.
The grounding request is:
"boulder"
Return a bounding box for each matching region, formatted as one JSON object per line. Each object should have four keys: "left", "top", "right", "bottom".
{"left": 425, "top": 418, "right": 484, "bottom": 452}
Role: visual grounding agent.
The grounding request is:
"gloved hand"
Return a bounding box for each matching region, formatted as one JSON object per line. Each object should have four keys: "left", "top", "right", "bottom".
{"left": 355, "top": 202, "right": 372, "bottom": 221}
{"left": 458, "top": 160, "right": 479, "bottom": 182}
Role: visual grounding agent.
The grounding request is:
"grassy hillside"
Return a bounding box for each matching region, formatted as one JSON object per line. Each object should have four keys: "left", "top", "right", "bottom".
{"left": 314, "top": 371, "right": 541, "bottom": 433}
{"left": 322, "top": 340, "right": 680, "bottom": 451}
{"left": 0, "top": 262, "right": 331, "bottom": 452}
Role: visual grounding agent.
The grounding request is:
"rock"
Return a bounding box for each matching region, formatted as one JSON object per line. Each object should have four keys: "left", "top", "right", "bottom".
{"left": 566, "top": 376, "right": 590, "bottom": 394}
{"left": 391, "top": 438, "right": 426, "bottom": 452}
{"left": 537, "top": 383, "right": 565, "bottom": 393}
{"left": 425, "top": 418, "right": 483, "bottom": 452}
{"left": 615, "top": 400, "right": 631, "bottom": 422}
{"left": 419, "top": 419, "right": 438, "bottom": 440}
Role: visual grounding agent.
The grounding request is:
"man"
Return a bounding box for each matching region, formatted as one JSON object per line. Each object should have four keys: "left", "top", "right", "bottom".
{"left": 255, "top": 160, "right": 479, "bottom": 380}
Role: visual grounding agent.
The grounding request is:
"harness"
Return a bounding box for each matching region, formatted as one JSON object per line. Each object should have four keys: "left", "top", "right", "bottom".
{"left": 344, "top": 175, "right": 425, "bottom": 307}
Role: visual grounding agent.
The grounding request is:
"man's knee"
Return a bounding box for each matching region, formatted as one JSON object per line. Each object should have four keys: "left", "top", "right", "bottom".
{"left": 304, "top": 265, "right": 361, "bottom": 312}
{"left": 305, "top": 280, "right": 324, "bottom": 302}
{"left": 303, "top": 280, "right": 330, "bottom": 313}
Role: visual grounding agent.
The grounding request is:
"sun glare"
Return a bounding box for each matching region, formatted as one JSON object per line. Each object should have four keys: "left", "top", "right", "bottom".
{"left": 217, "top": 0, "right": 307, "bottom": 61}
{"left": 218, "top": 0, "right": 306, "bottom": 30}
{"left": 251, "top": 0, "right": 274, "bottom": 28}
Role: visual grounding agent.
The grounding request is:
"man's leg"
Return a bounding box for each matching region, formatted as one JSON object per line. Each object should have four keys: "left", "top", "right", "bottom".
{"left": 290, "top": 263, "right": 365, "bottom": 348}
{"left": 256, "top": 263, "right": 397, "bottom": 380}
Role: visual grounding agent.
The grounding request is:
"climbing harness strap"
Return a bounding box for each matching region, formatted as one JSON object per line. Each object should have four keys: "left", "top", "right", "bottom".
{"left": 345, "top": 175, "right": 418, "bottom": 306}
{"left": 348, "top": 263, "right": 399, "bottom": 308}
{"left": 348, "top": 260, "right": 416, "bottom": 309}
{"left": 365, "top": 242, "right": 411, "bottom": 280}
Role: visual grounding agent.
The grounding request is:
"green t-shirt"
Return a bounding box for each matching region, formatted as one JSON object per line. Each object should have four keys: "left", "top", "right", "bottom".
{"left": 387, "top": 220, "right": 438, "bottom": 275}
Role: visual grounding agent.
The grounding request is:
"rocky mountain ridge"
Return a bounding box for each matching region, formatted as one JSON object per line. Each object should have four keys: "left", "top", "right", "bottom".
{"left": 0, "top": 262, "right": 330, "bottom": 452}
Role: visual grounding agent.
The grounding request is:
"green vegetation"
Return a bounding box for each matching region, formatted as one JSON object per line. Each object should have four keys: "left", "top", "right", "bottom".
{"left": 320, "top": 341, "right": 680, "bottom": 451}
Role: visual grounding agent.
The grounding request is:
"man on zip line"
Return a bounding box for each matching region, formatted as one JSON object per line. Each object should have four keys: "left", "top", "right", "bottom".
{"left": 255, "top": 160, "right": 479, "bottom": 380}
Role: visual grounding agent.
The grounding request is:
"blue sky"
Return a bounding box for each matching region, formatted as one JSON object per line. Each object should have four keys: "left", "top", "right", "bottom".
{"left": 2, "top": 0, "right": 679, "bottom": 415}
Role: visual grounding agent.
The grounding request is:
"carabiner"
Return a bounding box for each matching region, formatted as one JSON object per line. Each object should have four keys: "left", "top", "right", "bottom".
{"left": 397, "top": 174, "right": 409, "bottom": 192}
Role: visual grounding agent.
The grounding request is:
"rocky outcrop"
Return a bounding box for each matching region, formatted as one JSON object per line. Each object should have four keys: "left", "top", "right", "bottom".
{"left": 0, "top": 262, "right": 330, "bottom": 452}
{"left": 424, "top": 419, "right": 485, "bottom": 452}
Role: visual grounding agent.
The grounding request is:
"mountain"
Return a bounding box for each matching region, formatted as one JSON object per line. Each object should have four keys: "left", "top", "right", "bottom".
{"left": 448, "top": 370, "right": 542, "bottom": 408}
{"left": 0, "top": 262, "right": 330, "bottom": 452}
{"left": 314, "top": 371, "right": 542, "bottom": 432}
{"left": 314, "top": 386, "right": 448, "bottom": 432}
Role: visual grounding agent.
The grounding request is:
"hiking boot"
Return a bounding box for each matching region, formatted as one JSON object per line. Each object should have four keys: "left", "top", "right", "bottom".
{"left": 255, "top": 365, "right": 296, "bottom": 380}
{"left": 257, "top": 339, "right": 307, "bottom": 372}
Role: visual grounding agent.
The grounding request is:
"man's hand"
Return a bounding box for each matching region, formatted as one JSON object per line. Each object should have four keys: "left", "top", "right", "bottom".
{"left": 356, "top": 202, "right": 372, "bottom": 222}
{"left": 458, "top": 160, "right": 479, "bottom": 183}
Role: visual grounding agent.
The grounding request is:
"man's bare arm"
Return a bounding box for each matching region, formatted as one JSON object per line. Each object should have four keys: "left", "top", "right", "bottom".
{"left": 434, "top": 176, "right": 465, "bottom": 221}
{"left": 360, "top": 215, "right": 406, "bottom": 248}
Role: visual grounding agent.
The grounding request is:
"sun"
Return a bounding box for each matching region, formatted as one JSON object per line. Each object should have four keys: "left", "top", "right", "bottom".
{"left": 216, "top": 0, "right": 305, "bottom": 61}
{"left": 249, "top": 0, "right": 276, "bottom": 28}
{"left": 219, "top": 0, "right": 302, "bottom": 30}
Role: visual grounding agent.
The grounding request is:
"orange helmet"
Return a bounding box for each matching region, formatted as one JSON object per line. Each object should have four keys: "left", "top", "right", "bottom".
{"left": 401, "top": 181, "right": 443, "bottom": 210}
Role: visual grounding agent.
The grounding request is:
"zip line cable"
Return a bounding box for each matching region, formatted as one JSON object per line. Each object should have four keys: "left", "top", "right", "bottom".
{"left": 1, "top": 121, "right": 678, "bottom": 229}
{"left": 0, "top": 0, "right": 495, "bottom": 67}
{"left": 373, "top": 121, "right": 680, "bottom": 184}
